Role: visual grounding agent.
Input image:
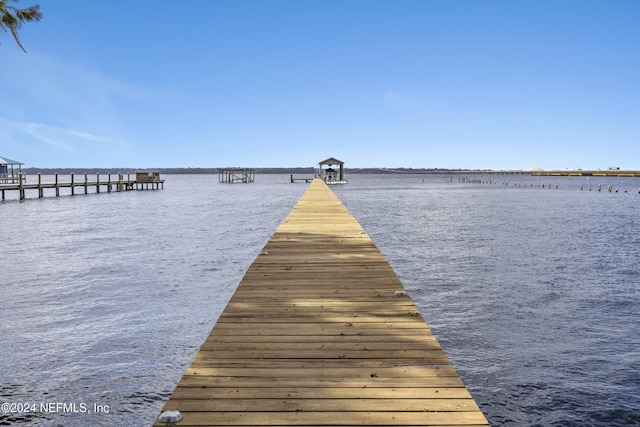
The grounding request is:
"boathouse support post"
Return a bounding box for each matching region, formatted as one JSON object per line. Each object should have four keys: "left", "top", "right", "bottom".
{"left": 18, "top": 173, "right": 25, "bottom": 201}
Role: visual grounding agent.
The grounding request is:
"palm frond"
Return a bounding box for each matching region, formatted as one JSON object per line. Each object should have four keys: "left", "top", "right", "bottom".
{"left": 0, "top": 1, "right": 42, "bottom": 52}
{"left": 15, "top": 5, "right": 41, "bottom": 23}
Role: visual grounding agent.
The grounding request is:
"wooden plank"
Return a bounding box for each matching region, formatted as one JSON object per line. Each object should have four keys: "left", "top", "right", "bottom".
{"left": 189, "top": 360, "right": 461, "bottom": 371}
{"left": 198, "top": 341, "right": 442, "bottom": 351}
{"left": 154, "top": 179, "right": 489, "bottom": 426}
{"left": 164, "top": 398, "right": 482, "bottom": 412}
{"left": 172, "top": 376, "right": 466, "bottom": 388}
{"left": 167, "top": 386, "right": 476, "bottom": 400}
{"left": 157, "top": 410, "right": 488, "bottom": 426}
{"left": 182, "top": 366, "right": 459, "bottom": 376}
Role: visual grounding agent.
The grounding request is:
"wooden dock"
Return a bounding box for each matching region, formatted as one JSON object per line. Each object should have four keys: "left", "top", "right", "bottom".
{"left": 219, "top": 168, "right": 256, "bottom": 183}
{"left": 531, "top": 169, "right": 640, "bottom": 177}
{"left": 290, "top": 174, "right": 315, "bottom": 183}
{"left": 155, "top": 179, "right": 489, "bottom": 427}
{"left": 0, "top": 172, "right": 164, "bottom": 202}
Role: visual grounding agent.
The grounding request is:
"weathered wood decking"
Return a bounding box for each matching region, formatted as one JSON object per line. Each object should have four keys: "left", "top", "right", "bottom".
{"left": 155, "top": 179, "right": 489, "bottom": 426}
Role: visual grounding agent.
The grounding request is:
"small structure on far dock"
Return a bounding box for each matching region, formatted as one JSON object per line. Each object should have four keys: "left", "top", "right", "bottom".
{"left": 135, "top": 171, "right": 164, "bottom": 190}
{"left": 0, "top": 156, "right": 25, "bottom": 184}
{"left": 218, "top": 167, "right": 255, "bottom": 183}
{"left": 318, "top": 157, "right": 347, "bottom": 184}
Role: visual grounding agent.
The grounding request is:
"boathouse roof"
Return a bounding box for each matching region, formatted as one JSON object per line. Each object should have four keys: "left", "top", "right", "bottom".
{"left": 0, "top": 156, "right": 24, "bottom": 165}
{"left": 319, "top": 157, "right": 343, "bottom": 166}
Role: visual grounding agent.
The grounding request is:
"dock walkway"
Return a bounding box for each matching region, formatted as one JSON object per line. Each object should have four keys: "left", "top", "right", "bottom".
{"left": 0, "top": 172, "right": 163, "bottom": 202}
{"left": 155, "top": 179, "right": 489, "bottom": 426}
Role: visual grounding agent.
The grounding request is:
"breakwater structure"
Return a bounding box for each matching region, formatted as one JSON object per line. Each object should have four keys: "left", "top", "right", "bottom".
{"left": 401, "top": 169, "right": 640, "bottom": 177}
{"left": 0, "top": 171, "right": 164, "bottom": 202}
{"left": 531, "top": 169, "right": 640, "bottom": 177}
{"left": 155, "top": 179, "right": 489, "bottom": 427}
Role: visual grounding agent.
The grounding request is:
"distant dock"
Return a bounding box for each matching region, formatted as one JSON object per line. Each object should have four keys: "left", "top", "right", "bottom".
{"left": 219, "top": 168, "right": 255, "bottom": 183}
{"left": 0, "top": 172, "right": 164, "bottom": 202}
{"left": 155, "top": 179, "right": 489, "bottom": 427}
{"left": 375, "top": 169, "right": 640, "bottom": 177}
{"left": 448, "top": 169, "right": 640, "bottom": 177}
{"left": 290, "top": 174, "right": 314, "bottom": 183}
{"left": 530, "top": 169, "right": 640, "bottom": 177}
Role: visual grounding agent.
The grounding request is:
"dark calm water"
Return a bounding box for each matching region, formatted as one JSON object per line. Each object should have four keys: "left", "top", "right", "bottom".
{"left": 1, "top": 173, "right": 639, "bottom": 426}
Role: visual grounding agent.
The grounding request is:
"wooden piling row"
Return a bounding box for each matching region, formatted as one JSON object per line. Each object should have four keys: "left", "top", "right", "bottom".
{"left": 155, "top": 179, "right": 489, "bottom": 426}
{"left": 0, "top": 173, "right": 164, "bottom": 202}
{"left": 219, "top": 168, "right": 256, "bottom": 183}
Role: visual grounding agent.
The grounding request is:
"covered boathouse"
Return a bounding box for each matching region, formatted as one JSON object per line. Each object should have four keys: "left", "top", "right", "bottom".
{"left": 318, "top": 157, "right": 347, "bottom": 184}
{"left": 0, "top": 156, "right": 24, "bottom": 184}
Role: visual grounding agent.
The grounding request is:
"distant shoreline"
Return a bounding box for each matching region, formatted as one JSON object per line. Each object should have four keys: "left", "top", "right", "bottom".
{"left": 19, "top": 167, "right": 640, "bottom": 177}
{"left": 21, "top": 167, "right": 512, "bottom": 175}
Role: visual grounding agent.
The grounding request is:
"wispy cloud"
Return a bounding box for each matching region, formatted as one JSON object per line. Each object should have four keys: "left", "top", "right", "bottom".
{"left": 0, "top": 118, "right": 125, "bottom": 151}
{"left": 0, "top": 51, "right": 151, "bottom": 153}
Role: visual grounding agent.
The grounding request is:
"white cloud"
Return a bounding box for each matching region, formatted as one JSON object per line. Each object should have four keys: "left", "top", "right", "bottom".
{"left": 0, "top": 118, "right": 129, "bottom": 151}
{"left": 0, "top": 52, "right": 144, "bottom": 153}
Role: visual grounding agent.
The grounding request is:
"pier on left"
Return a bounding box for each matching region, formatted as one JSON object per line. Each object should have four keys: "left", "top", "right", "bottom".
{"left": 0, "top": 171, "right": 164, "bottom": 202}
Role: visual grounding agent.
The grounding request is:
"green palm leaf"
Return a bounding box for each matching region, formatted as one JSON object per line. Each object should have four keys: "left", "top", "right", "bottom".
{"left": 0, "top": 0, "right": 42, "bottom": 52}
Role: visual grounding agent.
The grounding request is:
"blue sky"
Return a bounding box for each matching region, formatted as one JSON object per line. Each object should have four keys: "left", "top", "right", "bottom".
{"left": 1, "top": 0, "right": 639, "bottom": 169}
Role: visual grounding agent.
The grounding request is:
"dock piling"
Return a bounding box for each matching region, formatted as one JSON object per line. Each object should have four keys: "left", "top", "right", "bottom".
{"left": 0, "top": 171, "right": 164, "bottom": 202}
{"left": 18, "top": 173, "right": 24, "bottom": 201}
{"left": 218, "top": 167, "right": 255, "bottom": 183}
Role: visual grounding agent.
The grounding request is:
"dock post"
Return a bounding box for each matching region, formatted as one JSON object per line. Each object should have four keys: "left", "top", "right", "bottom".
{"left": 55, "top": 173, "right": 60, "bottom": 197}
{"left": 71, "top": 173, "right": 75, "bottom": 196}
{"left": 96, "top": 173, "right": 100, "bottom": 193}
{"left": 38, "top": 173, "right": 43, "bottom": 198}
{"left": 19, "top": 173, "right": 25, "bottom": 202}
{"left": 84, "top": 173, "right": 88, "bottom": 194}
{"left": 107, "top": 173, "right": 111, "bottom": 193}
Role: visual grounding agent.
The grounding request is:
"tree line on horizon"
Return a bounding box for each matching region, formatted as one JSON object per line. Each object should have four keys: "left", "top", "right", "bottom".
{"left": 22, "top": 167, "right": 486, "bottom": 175}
